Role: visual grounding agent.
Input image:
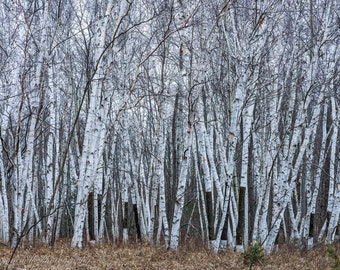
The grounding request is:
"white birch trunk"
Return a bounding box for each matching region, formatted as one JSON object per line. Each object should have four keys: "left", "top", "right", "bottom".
{"left": 195, "top": 101, "right": 214, "bottom": 244}
{"left": 213, "top": 77, "right": 244, "bottom": 251}
{"left": 264, "top": 88, "right": 324, "bottom": 252}
{"left": 239, "top": 102, "right": 255, "bottom": 249}
{"left": 0, "top": 143, "right": 10, "bottom": 243}
{"left": 326, "top": 97, "right": 340, "bottom": 243}
{"left": 71, "top": 0, "right": 115, "bottom": 248}
{"left": 169, "top": 127, "right": 193, "bottom": 249}
{"left": 155, "top": 125, "right": 170, "bottom": 246}
{"left": 252, "top": 91, "right": 280, "bottom": 243}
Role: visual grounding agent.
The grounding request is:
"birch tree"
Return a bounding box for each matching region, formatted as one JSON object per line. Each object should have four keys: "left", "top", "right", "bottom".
{"left": 0, "top": 0, "right": 339, "bottom": 252}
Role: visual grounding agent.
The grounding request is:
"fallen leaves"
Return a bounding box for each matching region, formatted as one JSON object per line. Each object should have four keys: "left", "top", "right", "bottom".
{"left": 0, "top": 241, "right": 338, "bottom": 270}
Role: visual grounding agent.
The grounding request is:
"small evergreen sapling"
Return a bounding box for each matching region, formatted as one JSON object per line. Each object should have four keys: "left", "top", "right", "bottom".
{"left": 242, "top": 240, "right": 264, "bottom": 270}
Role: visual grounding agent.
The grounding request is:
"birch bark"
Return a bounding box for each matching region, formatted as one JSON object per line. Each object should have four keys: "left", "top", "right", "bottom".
{"left": 0, "top": 127, "right": 10, "bottom": 243}
{"left": 326, "top": 97, "right": 340, "bottom": 243}
{"left": 71, "top": 0, "right": 127, "bottom": 248}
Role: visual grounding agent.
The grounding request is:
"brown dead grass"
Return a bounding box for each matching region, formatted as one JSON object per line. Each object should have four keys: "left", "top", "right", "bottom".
{"left": 0, "top": 240, "right": 338, "bottom": 270}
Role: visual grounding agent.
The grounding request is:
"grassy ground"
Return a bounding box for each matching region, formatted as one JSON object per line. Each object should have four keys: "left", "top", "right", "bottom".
{"left": 0, "top": 240, "right": 339, "bottom": 270}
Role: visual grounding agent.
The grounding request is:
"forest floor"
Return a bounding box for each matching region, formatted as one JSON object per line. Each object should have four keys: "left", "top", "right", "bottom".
{"left": 0, "top": 240, "right": 339, "bottom": 270}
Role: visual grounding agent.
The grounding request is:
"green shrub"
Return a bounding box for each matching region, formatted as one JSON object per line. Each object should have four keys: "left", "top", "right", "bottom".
{"left": 242, "top": 240, "right": 264, "bottom": 270}
{"left": 326, "top": 246, "right": 340, "bottom": 270}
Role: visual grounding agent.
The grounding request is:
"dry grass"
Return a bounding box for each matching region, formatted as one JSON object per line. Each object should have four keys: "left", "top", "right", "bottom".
{"left": 0, "top": 240, "right": 339, "bottom": 270}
